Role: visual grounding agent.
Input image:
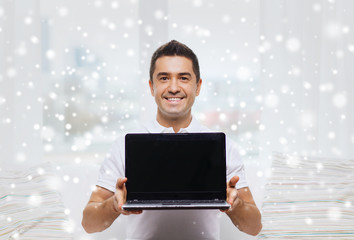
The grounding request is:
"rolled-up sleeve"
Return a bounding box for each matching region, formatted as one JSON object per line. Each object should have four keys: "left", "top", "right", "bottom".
{"left": 96, "top": 136, "right": 125, "bottom": 193}
{"left": 226, "top": 137, "right": 248, "bottom": 189}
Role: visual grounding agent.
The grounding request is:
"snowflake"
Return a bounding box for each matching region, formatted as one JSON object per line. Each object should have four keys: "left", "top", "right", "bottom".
{"left": 258, "top": 41, "right": 271, "bottom": 53}
{"left": 319, "top": 83, "right": 333, "bottom": 92}
{"left": 328, "top": 207, "right": 342, "bottom": 221}
{"left": 222, "top": 15, "right": 231, "bottom": 24}
{"left": 275, "top": 34, "right": 283, "bottom": 42}
{"left": 62, "top": 219, "right": 75, "bottom": 233}
{"left": 196, "top": 27, "right": 211, "bottom": 37}
{"left": 16, "top": 152, "right": 26, "bottom": 163}
{"left": 111, "top": 1, "right": 119, "bottom": 9}
{"left": 335, "top": 50, "right": 344, "bottom": 58}
{"left": 124, "top": 18, "right": 134, "bottom": 28}
{"left": 154, "top": 10, "right": 164, "bottom": 20}
{"left": 264, "top": 93, "right": 279, "bottom": 108}
{"left": 300, "top": 111, "right": 315, "bottom": 128}
{"left": 325, "top": 22, "right": 342, "bottom": 39}
{"left": 0, "top": 95, "right": 5, "bottom": 105}
{"left": 63, "top": 175, "right": 70, "bottom": 182}
{"left": 349, "top": 45, "right": 354, "bottom": 52}
{"left": 94, "top": 0, "right": 103, "bottom": 8}
{"left": 303, "top": 81, "right": 312, "bottom": 90}
{"left": 193, "top": 0, "right": 203, "bottom": 7}
{"left": 305, "top": 217, "right": 313, "bottom": 225}
{"left": 332, "top": 92, "right": 347, "bottom": 108}
{"left": 108, "top": 23, "right": 116, "bottom": 31}
{"left": 144, "top": 25, "right": 153, "bottom": 36}
{"left": 312, "top": 3, "right": 321, "bottom": 12}
{"left": 24, "top": 16, "right": 32, "bottom": 25}
{"left": 73, "top": 177, "right": 80, "bottom": 184}
{"left": 64, "top": 209, "right": 71, "bottom": 215}
{"left": 236, "top": 66, "right": 251, "bottom": 81}
{"left": 7, "top": 68, "right": 17, "bottom": 78}
{"left": 279, "top": 137, "right": 288, "bottom": 145}
{"left": 286, "top": 37, "right": 301, "bottom": 52}
{"left": 46, "top": 49, "right": 56, "bottom": 60}
{"left": 16, "top": 42, "right": 27, "bottom": 56}
{"left": 28, "top": 195, "right": 42, "bottom": 206}
{"left": 44, "top": 144, "right": 53, "bottom": 152}
{"left": 127, "top": 49, "right": 135, "bottom": 57}
{"left": 57, "top": 7, "right": 68, "bottom": 17}
{"left": 328, "top": 131, "right": 336, "bottom": 139}
{"left": 286, "top": 155, "right": 301, "bottom": 168}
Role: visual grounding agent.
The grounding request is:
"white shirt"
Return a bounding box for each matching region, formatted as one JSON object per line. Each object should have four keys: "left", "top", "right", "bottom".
{"left": 97, "top": 117, "right": 248, "bottom": 240}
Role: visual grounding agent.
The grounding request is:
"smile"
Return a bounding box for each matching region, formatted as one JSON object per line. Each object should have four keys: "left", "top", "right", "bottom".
{"left": 166, "top": 97, "right": 183, "bottom": 101}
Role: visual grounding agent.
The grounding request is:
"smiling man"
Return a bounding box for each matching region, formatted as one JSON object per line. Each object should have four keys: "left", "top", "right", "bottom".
{"left": 149, "top": 55, "right": 202, "bottom": 132}
{"left": 82, "top": 40, "right": 262, "bottom": 239}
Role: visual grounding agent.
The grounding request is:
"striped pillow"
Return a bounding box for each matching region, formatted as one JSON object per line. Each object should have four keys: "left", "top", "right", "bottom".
{"left": 0, "top": 163, "right": 73, "bottom": 239}
{"left": 259, "top": 153, "right": 354, "bottom": 239}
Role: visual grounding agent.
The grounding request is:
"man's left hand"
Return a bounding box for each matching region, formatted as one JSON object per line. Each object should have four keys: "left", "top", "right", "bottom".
{"left": 221, "top": 176, "right": 240, "bottom": 212}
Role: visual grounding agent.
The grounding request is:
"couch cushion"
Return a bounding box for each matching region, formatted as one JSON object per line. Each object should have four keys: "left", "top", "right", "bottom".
{"left": 259, "top": 153, "right": 354, "bottom": 239}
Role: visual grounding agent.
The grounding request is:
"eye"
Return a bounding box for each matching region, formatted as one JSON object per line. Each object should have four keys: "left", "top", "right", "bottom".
{"left": 180, "top": 77, "right": 189, "bottom": 81}
{"left": 160, "top": 76, "right": 168, "bottom": 81}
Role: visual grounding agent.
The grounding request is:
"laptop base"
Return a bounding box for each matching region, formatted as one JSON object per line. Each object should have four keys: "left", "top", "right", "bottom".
{"left": 122, "top": 201, "right": 230, "bottom": 211}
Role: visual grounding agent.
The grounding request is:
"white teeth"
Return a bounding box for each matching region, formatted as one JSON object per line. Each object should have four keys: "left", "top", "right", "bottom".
{"left": 168, "top": 98, "right": 182, "bottom": 101}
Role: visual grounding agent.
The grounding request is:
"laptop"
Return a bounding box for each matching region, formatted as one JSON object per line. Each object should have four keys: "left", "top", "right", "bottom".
{"left": 122, "top": 132, "right": 230, "bottom": 210}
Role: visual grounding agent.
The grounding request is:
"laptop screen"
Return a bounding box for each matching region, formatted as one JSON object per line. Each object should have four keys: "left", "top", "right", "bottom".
{"left": 125, "top": 133, "right": 226, "bottom": 200}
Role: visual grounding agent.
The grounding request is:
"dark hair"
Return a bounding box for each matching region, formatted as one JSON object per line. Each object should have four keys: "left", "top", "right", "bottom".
{"left": 149, "top": 40, "right": 200, "bottom": 83}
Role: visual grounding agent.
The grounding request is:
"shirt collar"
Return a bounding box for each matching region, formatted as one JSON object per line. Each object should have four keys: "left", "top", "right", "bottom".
{"left": 144, "top": 116, "right": 202, "bottom": 133}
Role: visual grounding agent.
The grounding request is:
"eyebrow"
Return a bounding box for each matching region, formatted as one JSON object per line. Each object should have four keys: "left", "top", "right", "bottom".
{"left": 156, "top": 72, "right": 192, "bottom": 77}
{"left": 156, "top": 72, "right": 169, "bottom": 77}
{"left": 178, "top": 72, "right": 192, "bottom": 77}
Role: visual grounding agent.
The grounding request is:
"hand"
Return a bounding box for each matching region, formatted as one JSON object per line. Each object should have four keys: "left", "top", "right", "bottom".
{"left": 113, "top": 177, "right": 142, "bottom": 215}
{"left": 221, "top": 176, "right": 240, "bottom": 213}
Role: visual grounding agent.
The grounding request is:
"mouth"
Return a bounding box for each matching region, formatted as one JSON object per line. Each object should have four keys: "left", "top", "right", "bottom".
{"left": 164, "top": 97, "right": 184, "bottom": 102}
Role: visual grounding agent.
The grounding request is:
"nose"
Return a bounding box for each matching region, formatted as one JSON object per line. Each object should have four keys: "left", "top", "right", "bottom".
{"left": 168, "top": 78, "right": 180, "bottom": 94}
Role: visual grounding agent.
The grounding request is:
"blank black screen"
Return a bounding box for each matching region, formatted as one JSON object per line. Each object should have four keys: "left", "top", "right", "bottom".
{"left": 125, "top": 133, "right": 226, "bottom": 200}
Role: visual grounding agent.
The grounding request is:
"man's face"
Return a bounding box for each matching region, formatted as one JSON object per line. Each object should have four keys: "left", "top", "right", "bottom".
{"left": 149, "top": 56, "right": 202, "bottom": 120}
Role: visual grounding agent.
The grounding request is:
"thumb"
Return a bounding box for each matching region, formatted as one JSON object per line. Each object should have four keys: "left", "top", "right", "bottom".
{"left": 116, "top": 177, "right": 127, "bottom": 189}
{"left": 228, "top": 176, "right": 239, "bottom": 188}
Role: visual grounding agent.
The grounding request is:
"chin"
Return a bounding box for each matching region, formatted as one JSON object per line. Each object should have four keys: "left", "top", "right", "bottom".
{"left": 164, "top": 111, "right": 190, "bottom": 119}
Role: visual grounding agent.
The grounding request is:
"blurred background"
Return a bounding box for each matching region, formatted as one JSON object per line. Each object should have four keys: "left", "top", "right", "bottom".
{"left": 1, "top": 0, "right": 353, "bottom": 239}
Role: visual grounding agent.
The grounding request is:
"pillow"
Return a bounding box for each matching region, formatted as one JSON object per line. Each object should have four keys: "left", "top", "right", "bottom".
{"left": 0, "top": 162, "right": 73, "bottom": 239}
{"left": 259, "top": 153, "right": 354, "bottom": 239}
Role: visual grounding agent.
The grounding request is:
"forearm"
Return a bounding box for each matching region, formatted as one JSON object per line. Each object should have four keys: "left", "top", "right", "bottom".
{"left": 82, "top": 196, "right": 120, "bottom": 233}
{"left": 226, "top": 198, "right": 262, "bottom": 236}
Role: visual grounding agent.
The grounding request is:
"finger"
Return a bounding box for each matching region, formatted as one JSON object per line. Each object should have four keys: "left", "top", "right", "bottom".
{"left": 228, "top": 176, "right": 239, "bottom": 188}
{"left": 121, "top": 210, "right": 143, "bottom": 215}
{"left": 112, "top": 193, "right": 124, "bottom": 213}
{"left": 227, "top": 189, "right": 237, "bottom": 205}
{"left": 114, "top": 191, "right": 126, "bottom": 212}
{"left": 130, "top": 210, "right": 143, "bottom": 214}
{"left": 118, "top": 199, "right": 124, "bottom": 210}
{"left": 121, "top": 210, "right": 130, "bottom": 216}
{"left": 116, "top": 177, "right": 128, "bottom": 189}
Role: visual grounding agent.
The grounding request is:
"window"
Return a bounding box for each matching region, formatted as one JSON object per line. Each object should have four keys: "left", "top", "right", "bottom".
{"left": 39, "top": 0, "right": 262, "bottom": 161}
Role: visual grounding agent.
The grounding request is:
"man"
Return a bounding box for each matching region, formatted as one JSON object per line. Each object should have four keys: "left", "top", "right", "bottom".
{"left": 82, "top": 40, "right": 262, "bottom": 239}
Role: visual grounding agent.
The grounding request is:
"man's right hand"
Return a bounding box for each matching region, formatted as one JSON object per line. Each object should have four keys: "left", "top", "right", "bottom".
{"left": 113, "top": 177, "right": 142, "bottom": 215}
{"left": 82, "top": 177, "right": 142, "bottom": 233}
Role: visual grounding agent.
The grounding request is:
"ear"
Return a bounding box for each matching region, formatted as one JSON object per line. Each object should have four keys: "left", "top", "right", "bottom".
{"left": 196, "top": 78, "right": 202, "bottom": 96}
{"left": 149, "top": 80, "right": 154, "bottom": 96}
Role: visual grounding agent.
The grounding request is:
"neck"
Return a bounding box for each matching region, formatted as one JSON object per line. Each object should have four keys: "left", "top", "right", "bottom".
{"left": 156, "top": 111, "right": 192, "bottom": 133}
